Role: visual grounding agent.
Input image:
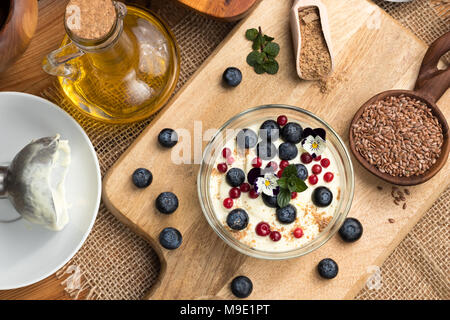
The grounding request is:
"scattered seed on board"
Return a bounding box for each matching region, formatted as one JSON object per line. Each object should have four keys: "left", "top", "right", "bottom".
{"left": 388, "top": 218, "right": 395, "bottom": 223}
{"left": 402, "top": 203, "right": 407, "bottom": 210}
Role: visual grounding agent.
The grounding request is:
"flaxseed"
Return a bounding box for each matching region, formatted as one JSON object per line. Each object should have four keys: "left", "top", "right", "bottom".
{"left": 352, "top": 95, "right": 443, "bottom": 177}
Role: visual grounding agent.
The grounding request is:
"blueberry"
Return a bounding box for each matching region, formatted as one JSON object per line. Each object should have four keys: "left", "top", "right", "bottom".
{"left": 281, "top": 122, "right": 303, "bottom": 144}
{"left": 223, "top": 67, "right": 242, "bottom": 87}
{"left": 236, "top": 128, "right": 258, "bottom": 149}
{"left": 294, "top": 164, "right": 308, "bottom": 181}
{"left": 159, "top": 227, "right": 182, "bottom": 250}
{"left": 276, "top": 204, "right": 297, "bottom": 224}
{"left": 278, "top": 142, "right": 298, "bottom": 160}
{"left": 339, "top": 218, "right": 363, "bottom": 242}
{"left": 262, "top": 193, "right": 278, "bottom": 208}
{"left": 226, "top": 168, "right": 246, "bottom": 187}
{"left": 231, "top": 276, "right": 253, "bottom": 298}
{"left": 155, "top": 192, "right": 179, "bottom": 214}
{"left": 226, "top": 209, "right": 249, "bottom": 230}
{"left": 317, "top": 258, "right": 338, "bottom": 279}
{"left": 256, "top": 141, "right": 277, "bottom": 160}
{"left": 132, "top": 168, "right": 153, "bottom": 188}
{"left": 259, "top": 120, "right": 280, "bottom": 142}
{"left": 158, "top": 128, "right": 178, "bottom": 148}
{"left": 312, "top": 186, "right": 333, "bottom": 207}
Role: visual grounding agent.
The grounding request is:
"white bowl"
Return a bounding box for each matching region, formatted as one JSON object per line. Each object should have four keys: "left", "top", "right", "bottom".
{"left": 0, "top": 92, "right": 101, "bottom": 289}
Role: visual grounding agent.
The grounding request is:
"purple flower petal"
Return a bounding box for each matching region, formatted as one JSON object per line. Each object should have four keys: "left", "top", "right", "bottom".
{"left": 313, "top": 128, "right": 326, "bottom": 141}
{"left": 247, "top": 167, "right": 263, "bottom": 185}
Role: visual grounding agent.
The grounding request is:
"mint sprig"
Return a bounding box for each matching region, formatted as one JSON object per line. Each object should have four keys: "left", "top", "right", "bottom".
{"left": 245, "top": 26, "right": 280, "bottom": 75}
{"left": 277, "top": 165, "right": 308, "bottom": 208}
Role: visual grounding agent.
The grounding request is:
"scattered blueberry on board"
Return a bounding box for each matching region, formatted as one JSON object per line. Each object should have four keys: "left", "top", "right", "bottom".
{"left": 312, "top": 186, "right": 333, "bottom": 207}
{"left": 339, "top": 217, "right": 363, "bottom": 242}
{"left": 227, "top": 208, "right": 249, "bottom": 230}
{"left": 159, "top": 227, "right": 182, "bottom": 250}
{"left": 222, "top": 67, "right": 242, "bottom": 87}
{"left": 158, "top": 128, "right": 178, "bottom": 148}
{"left": 317, "top": 258, "right": 339, "bottom": 279}
{"left": 276, "top": 204, "right": 297, "bottom": 224}
{"left": 226, "top": 168, "right": 246, "bottom": 187}
{"left": 132, "top": 168, "right": 153, "bottom": 188}
{"left": 231, "top": 276, "right": 253, "bottom": 298}
{"left": 155, "top": 192, "right": 179, "bottom": 214}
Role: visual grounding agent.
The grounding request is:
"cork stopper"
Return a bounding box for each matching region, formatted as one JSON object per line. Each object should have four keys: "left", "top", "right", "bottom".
{"left": 65, "top": 0, "right": 116, "bottom": 40}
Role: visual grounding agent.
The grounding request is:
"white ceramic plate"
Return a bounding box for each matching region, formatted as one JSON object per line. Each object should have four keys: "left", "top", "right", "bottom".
{"left": 0, "top": 92, "right": 101, "bottom": 290}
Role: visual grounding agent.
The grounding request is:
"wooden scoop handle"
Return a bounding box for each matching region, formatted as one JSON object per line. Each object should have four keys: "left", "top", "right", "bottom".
{"left": 414, "top": 31, "right": 450, "bottom": 103}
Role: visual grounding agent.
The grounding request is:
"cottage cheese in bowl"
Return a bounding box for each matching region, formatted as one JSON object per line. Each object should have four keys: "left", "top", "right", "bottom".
{"left": 198, "top": 105, "right": 354, "bottom": 259}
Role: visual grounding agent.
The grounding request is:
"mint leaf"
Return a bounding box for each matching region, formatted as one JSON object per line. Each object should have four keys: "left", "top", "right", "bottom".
{"left": 277, "top": 177, "right": 288, "bottom": 189}
{"left": 264, "top": 35, "right": 275, "bottom": 42}
{"left": 256, "top": 52, "right": 266, "bottom": 65}
{"left": 277, "top": 189, "right": 291, "bottom": 208}
{"left": 288, "top": 176, "right": 308, "bottom": 193}
{"left": 263, "top": 60, "right": 279, "bottom": 75}
{"left": 252, "top": 33, "right": 264, "bottom": 51}
{"left": 245, "top": 28, "right": 258, "bottom": 41}
{"left": 246, "top": 51, "right": 259, "bottom": 67}
{"left": 282, "top": 164, "right": 298, "bottom": 178}
{"left": 263, "top": 42, "right": 280, "bottom": 57}
{"left": 254, "top": 64, "right": 265, "bottom": 74}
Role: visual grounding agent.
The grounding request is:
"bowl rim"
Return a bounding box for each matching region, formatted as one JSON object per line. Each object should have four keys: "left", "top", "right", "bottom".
{"left": 197, "top": 104, "right": 355, "bottom": 260}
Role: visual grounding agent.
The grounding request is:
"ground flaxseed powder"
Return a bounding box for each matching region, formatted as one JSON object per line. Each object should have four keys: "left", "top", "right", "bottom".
{"left": 298, "top": 7, "right": 332, "bottom": 79}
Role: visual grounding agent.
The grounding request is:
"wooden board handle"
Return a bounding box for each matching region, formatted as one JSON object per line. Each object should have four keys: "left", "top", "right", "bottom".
{"left": 414, "top": 31, "right": 450, "bottom": 103}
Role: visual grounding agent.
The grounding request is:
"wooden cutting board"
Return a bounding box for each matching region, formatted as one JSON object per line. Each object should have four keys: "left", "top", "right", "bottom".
{"left": 103, "top": 0, "right": 450, "bottom": 299}
{"left": 175, "top": 0, "right": 259, "bottom": 21}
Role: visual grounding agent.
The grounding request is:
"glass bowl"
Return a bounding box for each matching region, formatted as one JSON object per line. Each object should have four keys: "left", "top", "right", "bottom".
{"left": 197, "top": 104, "right": 354, "bottom": 260}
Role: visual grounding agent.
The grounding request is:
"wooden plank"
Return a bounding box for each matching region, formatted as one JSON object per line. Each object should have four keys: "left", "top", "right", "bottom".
{"left": 175, "top": 0, "right": 259, "bottom": 21}
{"left": 103, "top": 0, "right": 450, "bottom": 299}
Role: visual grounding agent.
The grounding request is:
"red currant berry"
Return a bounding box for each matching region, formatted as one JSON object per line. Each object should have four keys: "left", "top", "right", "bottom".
{"left": 293, "top": 228, "right": 304, "bottom": 238}
{"left": 312, "top": 164, "right": 322, "bottom": 175}
{"left": 324, "top": 172, "right": 334, "bottom": 183}
{"left": 266, "top": 161, "right": 278, "bottom": 171}
{"left": 291, "top": 192, "right": 298, "bottom": 199}
{"left": 229, "top": 187, "right": 241, "bottom": 199}
{"left": 320, "top": 158, "right": 330, "bottom": 168}
{"left": 313, "top": 155, "right": 322, "bottom": 162}
{"left": 226, "top": 156, "right": 235, "bottom": 165}
{"left": 277, "top": 115, "right": 288, "bottom": 126}
{"left": 280, "top": 160, "right": 289, "bottom": 169}
{"left": 222, "top": 147, "right": 232, "bottom": 158}
{"left": 249, "top": 189, "right": 259, "bottom": 199}
{"left": 270, "top": 231, "right": 281, "bottom": 242}
{"left": 217, "top": 163, "right": 228, "bottom": 173}
{"left": 251, "top": 157, "right": 262, "bottom": 168}
{"left": 308, "top": 174, "right": 318, "bottom": 185}
{"left": 223, "top": 198, "right": 233, "bottom": 209}
{"left": 240, "top": 183, "right": 250, "bottom": 192}
{"left": 277, "top": 169, "right": 284, "bottom": 178}
{"left": 301, "top": 153, "right": 313, "bottom": 164}
{"left": 255, "top": 222, "right": 271, "bottom": 237}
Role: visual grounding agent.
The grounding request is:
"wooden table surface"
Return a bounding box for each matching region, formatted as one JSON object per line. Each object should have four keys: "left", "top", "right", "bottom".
{"left": 0, "top": 0, "right": 82, "bottom": 300}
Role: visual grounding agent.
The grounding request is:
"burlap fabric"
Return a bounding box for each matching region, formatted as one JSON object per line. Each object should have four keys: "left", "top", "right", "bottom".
{"left": 45, "top": 0, "right": 449, "bottom": 300}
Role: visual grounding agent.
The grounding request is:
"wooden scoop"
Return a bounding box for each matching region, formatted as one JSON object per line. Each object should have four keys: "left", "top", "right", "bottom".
{"left": 290, "top": 0, "right": 334, "bottom": 80}
{"left": 349, "top": 32, "right": 450, "bottom": 186}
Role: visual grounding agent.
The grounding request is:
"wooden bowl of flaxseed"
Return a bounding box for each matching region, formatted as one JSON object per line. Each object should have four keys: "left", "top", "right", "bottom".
{"left": 349, "top": 32, "right": 450, "bottom": 186}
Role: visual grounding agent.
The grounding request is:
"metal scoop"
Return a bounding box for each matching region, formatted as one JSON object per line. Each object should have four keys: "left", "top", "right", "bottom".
{"left": 0, "top": 135, "right": 71, "bottom": 230}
